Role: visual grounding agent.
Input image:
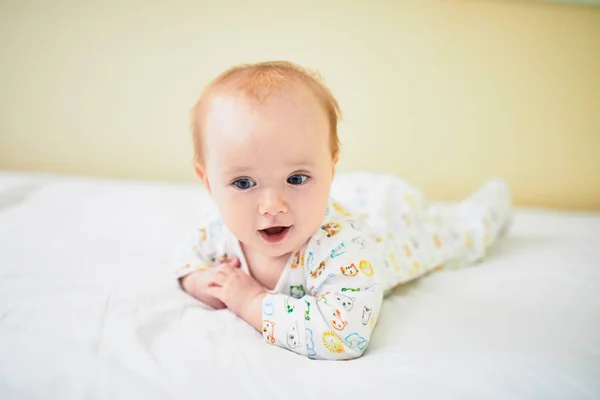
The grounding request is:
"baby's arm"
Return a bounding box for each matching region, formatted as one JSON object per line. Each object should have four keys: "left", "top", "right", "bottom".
{"left": 175, "top": 220, "right": 238, "bottom": 309}
{"left": 180, "top": 259, "right": 240, "bottom": 309}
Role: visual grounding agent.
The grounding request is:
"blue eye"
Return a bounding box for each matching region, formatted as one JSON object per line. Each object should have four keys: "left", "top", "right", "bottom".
{"left": 233, "top": 178, "right": 256, "bottom": 190}
{"left": 287, "top": 174, "right": 309, "bottom": 185}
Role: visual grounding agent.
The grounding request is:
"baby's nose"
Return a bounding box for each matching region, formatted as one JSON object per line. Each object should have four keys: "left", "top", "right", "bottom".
{"left": 259, "top": 188, "right": 288, "bottom": 216}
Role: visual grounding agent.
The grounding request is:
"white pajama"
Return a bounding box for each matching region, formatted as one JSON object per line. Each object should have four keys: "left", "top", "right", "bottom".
{"left": 174, "top": 173, "right": 513, "bottom": 360}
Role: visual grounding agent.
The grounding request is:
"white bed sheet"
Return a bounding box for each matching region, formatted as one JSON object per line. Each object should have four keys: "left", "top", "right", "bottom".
{"left": 0, "top": 171, "right": 599, "bottom": 399}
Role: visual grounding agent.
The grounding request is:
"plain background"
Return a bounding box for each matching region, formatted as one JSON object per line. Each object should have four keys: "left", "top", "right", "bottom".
{"left": 1, "top": 0, "right": 599, "bottom": 210}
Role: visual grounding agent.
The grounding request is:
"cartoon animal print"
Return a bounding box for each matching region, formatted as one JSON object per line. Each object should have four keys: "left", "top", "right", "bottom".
{"left": 290, "top": 285, "right": 306, "bottom": 299}
{"left": 334, "top": 293, "right": 354, "bottom": 311}
{"left": 410, "top": 235, "right": 420, "bottom": 248}
{"left": 331, "top": 242, "right": 347, "bottom": 258}
{"left": 207, "top": 252, "right": 218, "bottom": 265}
{"left": 351, "top": 237, "right": 366, "bottom": 249}
{"left": 341, "top": 287, "right": 361, "bottom": 293}
{"left": 307, "top": 252, "right": 315, "bottom": 269}
{"left": 411, "top": 260, "right": 420, "bottom": 272}
{"left": 389, "top": 253, "right": 400, "bottom": 271}
{"left": 333, "top": 202, "right": 352, "bottom": 216}
{"left": 318, "top": 292, "right": 331, "bottom": 304}
{"left": 320, "top": 222, "right": 341, "bottom": 238}
{"left": 310, "top": 261, "right": 327, "bottom": 279}
{"left": 262, "top": 320, "right": 276, "bottom": 344}
{"left": 361, "top": 306, "right": 373, "bottom": 326}
{"left": 370, "top": 311, "right": 378, "bottom": 329}
{"left": 287, "top": 324, "right": 299, "bottom": 349}
{"left": 340, "top": 264, "right": 359, "bottom": 277}
{"left": 284, "top": 297, "right": 295, "bottom": 313}
{"left": 263, "top": 297, "right": 275, "bottom": 315}
{"left": 364, "top": 283, "right": 380, "bottom": 293}
{"left": 306, "top": 328, "right": 317, "bottom": 357}
{"left": 199, "top": 228, "right": 207, "bottom": 242}
{"left": 322, "top": 331, "right": 345, "bottom": 354}
{"left": 433, "top": 234, "right": 442, "bottom": 248}
{"left": 347, "top": 220, "right": 361, "bottom": 230}
{"left": 344, "top": 333, "right": 368, "bottom": 351}
{"left": 465, "top": 232, "right": 473, "bottom": 248}
{"left": 358, "top": 260, "right": 374, "bottom": 277}
{"left": 216, "top": 253, "right": 229, "bottom": 264}
{"left": 305, "top": 301, "right": 311, "bottom": 321}
{"left": 291, "top": 250, "right": 304, "bottom": 269}
{"left": 331, "top": 309, "right": 348, "bottom": 331}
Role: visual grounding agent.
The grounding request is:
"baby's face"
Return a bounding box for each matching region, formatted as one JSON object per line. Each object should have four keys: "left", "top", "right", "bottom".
{"left": 200, "top": 86, "right": 336, "bottom": 259}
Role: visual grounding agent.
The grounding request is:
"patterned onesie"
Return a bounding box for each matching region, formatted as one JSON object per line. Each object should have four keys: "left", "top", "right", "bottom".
{"left": 174, "top": 173, "right": 513, "bottom": 360}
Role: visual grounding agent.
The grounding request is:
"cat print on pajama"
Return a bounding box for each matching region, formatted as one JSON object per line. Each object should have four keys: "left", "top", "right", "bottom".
{"left": 175, "top": 173, "right": 513, "bottom": 360}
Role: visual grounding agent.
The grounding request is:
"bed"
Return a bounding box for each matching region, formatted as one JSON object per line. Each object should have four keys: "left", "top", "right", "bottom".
{"left": 1, "top": 171, "right": 599, "bottom": 399}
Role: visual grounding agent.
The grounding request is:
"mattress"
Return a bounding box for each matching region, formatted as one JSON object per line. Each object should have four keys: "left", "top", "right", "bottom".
{"left": 0, "top": 171, "right": 599, "bottom": 399}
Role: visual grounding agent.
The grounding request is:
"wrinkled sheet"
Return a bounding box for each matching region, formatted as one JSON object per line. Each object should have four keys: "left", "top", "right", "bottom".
{"left": 0, "top": 171, "right": 599, "bottom": 399}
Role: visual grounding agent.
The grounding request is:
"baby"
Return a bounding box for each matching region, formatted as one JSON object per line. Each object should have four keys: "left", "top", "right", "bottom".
{"left": 175, "top": 61, "right": 512, "bottom": 360}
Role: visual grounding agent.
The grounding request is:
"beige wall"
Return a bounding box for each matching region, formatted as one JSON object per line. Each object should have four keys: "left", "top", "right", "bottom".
{"left": 1, "top": 0, "right": 599, "bottom": 210}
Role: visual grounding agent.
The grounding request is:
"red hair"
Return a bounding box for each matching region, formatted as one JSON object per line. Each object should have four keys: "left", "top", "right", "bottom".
{"left": 190, "top": 61, "right": 342, "bottom": 165}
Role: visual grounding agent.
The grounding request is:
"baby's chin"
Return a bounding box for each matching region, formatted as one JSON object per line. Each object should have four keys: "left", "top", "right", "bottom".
{"left": 252, "top": 234, "right": 310, "bottom": 259}
{"left": 256, "top": 242, "right": 300, "bottom": 259}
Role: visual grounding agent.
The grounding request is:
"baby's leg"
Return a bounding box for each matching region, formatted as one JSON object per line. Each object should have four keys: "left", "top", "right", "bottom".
{"left": 382, "top": 179, "right": 513, "bottom": 290}
{"left": 331, "top": 173, "right": 512, "bottom": 291}
{"left": 450, "top": 179, "right": 513, "bottom": 265}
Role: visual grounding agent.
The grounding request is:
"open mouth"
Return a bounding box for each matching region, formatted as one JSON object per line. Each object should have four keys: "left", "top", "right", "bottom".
{"left": 259, "top": 226, "right": 291, "bottom": 244}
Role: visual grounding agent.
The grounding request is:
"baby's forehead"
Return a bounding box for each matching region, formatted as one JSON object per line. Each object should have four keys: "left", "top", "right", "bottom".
{"left": 204, "top": 86, "right": 328, "bottom": 139}
{"left": 207, "top": 82, "right": 321, "bottom": 114}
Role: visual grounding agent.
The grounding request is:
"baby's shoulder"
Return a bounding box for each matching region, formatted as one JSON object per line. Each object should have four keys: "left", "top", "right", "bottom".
{"left": 188, "top": 206, "right": 231, "bottom": 252}
{"left": 308, "top": 198, "right": 377, "bottom": 253}
{"left": 300, "top": 198, "right": 384, "bottom": 290}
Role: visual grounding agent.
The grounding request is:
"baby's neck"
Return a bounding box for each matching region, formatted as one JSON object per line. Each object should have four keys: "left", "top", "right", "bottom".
{"left": 240, "top": 243, "right": 291, "bottom": 291}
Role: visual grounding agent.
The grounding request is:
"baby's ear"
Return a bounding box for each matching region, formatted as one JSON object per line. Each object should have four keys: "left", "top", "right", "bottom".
{"left": 194, "top": 163, "right": 212, "bottom": 194}
{"left": 332, "top": 149, "right": 340, "bottom": 165}
{"left": 331, "top": 150, "right": 340, "bottom": 177}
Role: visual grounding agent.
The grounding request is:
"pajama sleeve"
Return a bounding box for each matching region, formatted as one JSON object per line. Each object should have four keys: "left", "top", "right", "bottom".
{"left": 174, "top": 214, "right": 231, "bottom": 279}
{"left": 260, "top": 212, "right": 385, "bottom": 360}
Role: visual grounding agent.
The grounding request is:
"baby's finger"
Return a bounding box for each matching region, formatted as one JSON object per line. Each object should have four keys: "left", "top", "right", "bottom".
{"left": 218, "top": 264, "right": 238, "bottom": 275}
{"left": 208, "top": 272, "right": 228, "bottom": 287}
{"left": 227, "top": 258, "right": 241, "bottom": 268}
{"left": 203, "top": 285, "right": 222, "bottom": 299}
{"left": 219, "top": 258, "right": 240, "bottom": 269}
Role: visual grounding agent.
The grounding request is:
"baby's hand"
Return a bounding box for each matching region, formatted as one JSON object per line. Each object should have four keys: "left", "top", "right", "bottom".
{"left": 180, "top": 258, "right": 241, "bottom": 309}
{"left": 204, "top": 265, "right": 266, "bottom": 320}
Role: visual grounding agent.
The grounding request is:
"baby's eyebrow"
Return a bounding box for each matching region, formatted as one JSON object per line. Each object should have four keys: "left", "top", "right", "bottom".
{"left": 222, "top": 160, "right": 316, "bottom": 177}
{"left": 223, "top": 165, "right": 252, "bottom": 176}
{"left": 285, "top": 161, "right": 315, "bottom": 169}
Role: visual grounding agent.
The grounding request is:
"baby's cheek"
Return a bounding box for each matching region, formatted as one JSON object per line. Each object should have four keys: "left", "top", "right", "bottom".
{"left": 219, "top": 196, "right": 254, "bottom": 232}
{"left": 296, "top": 190, "right": 328, "bottom": 228}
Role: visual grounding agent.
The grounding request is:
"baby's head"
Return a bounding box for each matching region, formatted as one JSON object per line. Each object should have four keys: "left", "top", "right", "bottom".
{"left": 190, "top": 61, "right": 342, "bottom": 259}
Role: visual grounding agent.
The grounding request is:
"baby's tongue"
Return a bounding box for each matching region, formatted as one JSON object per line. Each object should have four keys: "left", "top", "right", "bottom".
{"left": 264, "top": 227, "right": 285, "bottom": 235}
